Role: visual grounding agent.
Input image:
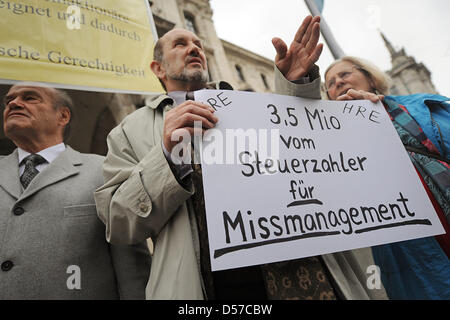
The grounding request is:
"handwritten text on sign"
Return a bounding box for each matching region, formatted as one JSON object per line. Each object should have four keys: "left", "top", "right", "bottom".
{"left": 194, "top": 90, "right": 445, "bottom": 272}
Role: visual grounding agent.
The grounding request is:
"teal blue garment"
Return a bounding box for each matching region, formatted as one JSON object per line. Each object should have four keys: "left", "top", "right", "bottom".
{"left": 372, "top": 238, "right": 450, "bottom": 300}
{"left": 387, "top": 94, "right": 450, "bottom": 160}
{"left": 373, "top": 94, "right": 450, "bottom": 300}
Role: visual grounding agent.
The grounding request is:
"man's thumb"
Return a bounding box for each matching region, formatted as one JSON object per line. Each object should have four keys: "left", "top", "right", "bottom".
{"left": 272, "top": 37, "right": 287, "bottom": 60}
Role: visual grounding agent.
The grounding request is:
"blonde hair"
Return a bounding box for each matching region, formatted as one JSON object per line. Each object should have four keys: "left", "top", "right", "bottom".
{"left": 324, "top": 56, "right": 391, "bottom": 99}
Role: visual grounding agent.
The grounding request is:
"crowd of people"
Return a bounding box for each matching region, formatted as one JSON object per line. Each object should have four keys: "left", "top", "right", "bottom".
{"left": 0, "top": 14, "right": 448, "bottom": 300}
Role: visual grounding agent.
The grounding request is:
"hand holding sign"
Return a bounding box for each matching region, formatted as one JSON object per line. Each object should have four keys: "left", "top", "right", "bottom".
{"left": 336, "top": 89, "right": 385, "bottom": 103}
{"left": 163, "top": 101, "right": 218, "bottom": 153}
{"left": 194, "top": 90, "right": 444, "bottom": 272}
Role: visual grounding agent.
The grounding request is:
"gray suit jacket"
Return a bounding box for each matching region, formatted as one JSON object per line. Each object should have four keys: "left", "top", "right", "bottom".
{"left": 0, "top": 147, "right": 151, "bottom": 300}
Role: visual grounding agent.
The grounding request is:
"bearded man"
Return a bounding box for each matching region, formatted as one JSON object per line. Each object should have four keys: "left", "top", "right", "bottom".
{"left": 94, "top": 16, "right": 341, "bottom": 300}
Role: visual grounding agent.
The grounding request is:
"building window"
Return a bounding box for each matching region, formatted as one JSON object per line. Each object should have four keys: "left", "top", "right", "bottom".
{"left": 184, "top": 13, "right": 197, "bottom": 33}
{"left": 261, "top": 74, "right": 269, "bottom": 90}
{"left": 235, "top": 65, "right": 245, "bottom": 82}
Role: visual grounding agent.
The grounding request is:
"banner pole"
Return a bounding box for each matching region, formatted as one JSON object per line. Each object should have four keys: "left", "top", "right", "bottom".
{"left": 304, "top": 0, "right": 345, "bottom": 60}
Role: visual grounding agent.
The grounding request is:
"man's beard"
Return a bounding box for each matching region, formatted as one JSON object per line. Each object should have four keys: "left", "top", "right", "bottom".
{"left": 166, "top": 66, "right": 209, "bottom": 85}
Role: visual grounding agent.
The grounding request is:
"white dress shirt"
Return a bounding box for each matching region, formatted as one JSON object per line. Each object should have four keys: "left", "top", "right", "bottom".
{"left": 167, "top": 91, "right": 191, "bottom": 106}
{"left": 18, "top": 143, "right": 66, "bottom": 176}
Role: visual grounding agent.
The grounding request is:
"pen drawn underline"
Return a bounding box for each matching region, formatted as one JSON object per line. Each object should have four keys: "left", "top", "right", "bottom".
{"left": 214, "top": 231, "right": 340, "bottom": 259}
{"left": 213, "top": 219, "right": 432, "bottom": 259}
{"left": 287, "top": 199, "right": 323, "bottom": 207}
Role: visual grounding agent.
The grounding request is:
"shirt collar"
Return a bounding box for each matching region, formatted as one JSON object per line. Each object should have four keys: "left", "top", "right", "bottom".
{"left": 167, "top": 91, "right": 188, "bottom": 106}
{"left": 18, "top": 143, "right": 66, "bottom": 165}
{"left": 146, "top": 81, "right": 234, "bottom": 110}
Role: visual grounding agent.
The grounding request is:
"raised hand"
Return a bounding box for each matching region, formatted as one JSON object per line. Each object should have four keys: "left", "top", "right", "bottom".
{"left": 272, "top": 15, "right": 323, "bottom": 81}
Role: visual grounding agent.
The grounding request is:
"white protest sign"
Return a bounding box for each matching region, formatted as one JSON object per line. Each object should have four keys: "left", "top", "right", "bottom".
{"left": 194, "top": 90, "right": 445, "bottom": 272}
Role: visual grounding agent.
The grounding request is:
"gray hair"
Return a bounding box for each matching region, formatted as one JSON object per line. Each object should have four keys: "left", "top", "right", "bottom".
{"left": 153, "top": 38, "right": 164, "bottom": 63}
{"left": 324, "top": 56, "right": 392, "bottom": 99}
{"left": 6, "top": 82, "right": 74, "bottom": 141}
{"left": 52, "top": 88, "right": 74, "bottom": 142}
{"left": 153, "top": 38, "right": 167, "bottom": 91}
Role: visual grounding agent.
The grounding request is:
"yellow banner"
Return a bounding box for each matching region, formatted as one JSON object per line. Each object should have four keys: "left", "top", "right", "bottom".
{"left": 0, "top": 0, "right": 163, "bottom": 94}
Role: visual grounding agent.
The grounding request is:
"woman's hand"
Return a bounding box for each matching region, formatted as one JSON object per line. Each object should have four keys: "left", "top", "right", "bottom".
{"left": 336, "top": 89, "right": 384, "bottom": 103}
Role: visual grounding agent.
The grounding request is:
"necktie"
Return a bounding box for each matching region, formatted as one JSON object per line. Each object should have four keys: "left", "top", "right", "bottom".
{"left": 186, "top": 91, "right": 216, "bottom": 299}
{"left": 186, "top": 91, "right": 195, "bottom": 101}
{"left": 20, "top": 154, "right": 47, "bottom": 189}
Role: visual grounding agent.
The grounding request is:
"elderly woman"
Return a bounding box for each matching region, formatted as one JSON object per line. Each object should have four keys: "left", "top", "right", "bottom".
{"left": 324, "top": 56, "right": 450, "bottom": 299}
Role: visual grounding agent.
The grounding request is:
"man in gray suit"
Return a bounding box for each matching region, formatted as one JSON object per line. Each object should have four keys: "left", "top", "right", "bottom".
{"left": 0, "top": 83, "right": 151, "bottom": 299}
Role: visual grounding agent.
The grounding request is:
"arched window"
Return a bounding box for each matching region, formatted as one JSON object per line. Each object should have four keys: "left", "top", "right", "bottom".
{"left": 184, "top": 12, "right": 197, "bottom": 33}
{"left": 261, "top": 74, "right": 269, "bottom": 90}
{"left": 235, "top": 65, "right": 245, "bottom": 82}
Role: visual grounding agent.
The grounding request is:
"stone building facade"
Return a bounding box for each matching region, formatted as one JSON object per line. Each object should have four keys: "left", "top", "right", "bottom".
{"left": 380, "top": 32, "right": 438, "bottom": 96}
{"left": 150, "top": 0, "right": 274, "bottom": 92}
{"left": 0, "top": 0, "right": 439, "bottom": 156}
{"left": 0, "top": 0, "right": 275, "bottom": 156}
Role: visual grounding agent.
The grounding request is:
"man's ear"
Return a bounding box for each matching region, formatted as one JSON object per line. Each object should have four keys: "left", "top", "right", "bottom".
{"left": 150, "top": 60, "right": 166, "bottom": 81}
{"left": 58, "top": 106, "right": 71, "bottom": 127}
